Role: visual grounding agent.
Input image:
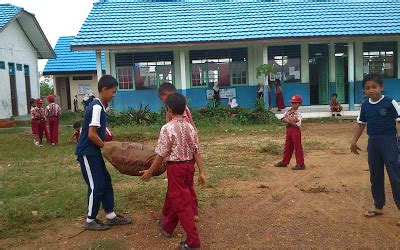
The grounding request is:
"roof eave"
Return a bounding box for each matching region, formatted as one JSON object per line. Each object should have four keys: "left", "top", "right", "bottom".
{"left": 71, "top": 34, "right": 400, "bottom": 51}
{"left": 42, "top": 70, "right": 102, "bottom": 76}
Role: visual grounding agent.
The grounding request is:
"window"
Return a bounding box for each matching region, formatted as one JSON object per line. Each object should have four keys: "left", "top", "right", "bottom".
{"left": 268, "top": 45, "right": 301, "bottom": 83}
{"left": 363, "top": 42, "right": 397, "bottom": 78}
{"left": 0, "top": 61, "right": 5, "bottom": 69}
{"left": 73, "top": 76, "right": 93, "bottom": 81}
{"left": 16, "top": 64, "right": 22, "bottom": 71}
{"left": 190, "top": 48, "right": 248, "bottom": 87}
{"left": 115, "top": 52, "right": 174, "bottom": 90}
{"left": 117, "top": 67, "right": 133, "bottom": 90}
{"left": 23, "top": 65, "right": 29, "bottom": 76}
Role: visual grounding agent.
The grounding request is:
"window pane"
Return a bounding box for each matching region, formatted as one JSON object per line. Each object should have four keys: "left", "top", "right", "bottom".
{"left": 363, "top": 42, "right": 397, "bottom": 78}
{"left": 157, "top": 65, "right": 173, "bottom": 84}
{"left": 231, "top": 61, "right": 247, "bottom": 84}
{"left": 268, "top": 45, "right": 301, "bottom": 83}
{"left": 191, "top": 64, "right": 207, "bottom": 87}
{"left": 117, "top": 67, "right": 133, "bottom": 90}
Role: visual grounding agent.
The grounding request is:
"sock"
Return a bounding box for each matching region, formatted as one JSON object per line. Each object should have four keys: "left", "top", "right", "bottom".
{"left": 86, "top": 218, "right": 94, "bottom": 223}
{"left": 106, "top": 212, "right": 117, "bottom": 219}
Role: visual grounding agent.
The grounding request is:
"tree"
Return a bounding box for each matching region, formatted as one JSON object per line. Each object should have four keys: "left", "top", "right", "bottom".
{"left": 39, "top": 72, "right": 54, "bottom": 98}
{"left": 256, "top": 64, "right": 277, "bottom": 110}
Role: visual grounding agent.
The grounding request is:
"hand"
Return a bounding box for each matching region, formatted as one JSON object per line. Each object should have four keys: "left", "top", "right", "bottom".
{"left": 350, "top": 143, "right": 361, "bottom": 155}
{"left": 140, "top": 170, "right": 152, "bottom": 182}
{"left": 198, "top": 173, "right": 206, "bottom": 187}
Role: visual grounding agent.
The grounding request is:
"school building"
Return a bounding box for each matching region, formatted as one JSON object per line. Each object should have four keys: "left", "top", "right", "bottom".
{"left": 0, "top": 4, "right": 54, "bottom": 119}
{"left": 43, "top": 36, "right": 105, "bottom": 110}
{"left": 69, "top": 0, "right": 400, "bottom": 111}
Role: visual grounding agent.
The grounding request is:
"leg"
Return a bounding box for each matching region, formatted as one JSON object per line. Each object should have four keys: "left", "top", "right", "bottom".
{"left": 54, "top": 117, "right": 59, "bottom": 144}
{"left": 292, "top": 129, "right": 305, "bottom": 166}
{"left": 48, "top": 118, "right": 54, "bottom": 144}
{"left": 282, "top": 129, "right": 294, "bottom": 165}
{"left": 367, "top": 139, "right": 386, "bottom": 209}
{"left": 101, "top": 157, "right": 115, "bottom": 213}
{"left": 382, "top": 136, "right": 400, "bottom": 209}
{"left": 79, "top": 155, "right": 108, "bottom": 220}
{"left": 186, "top": 162, "right": 199, "bottom": 217}
{"left": 38, "top": 121, "right": 44, "bottom": 144}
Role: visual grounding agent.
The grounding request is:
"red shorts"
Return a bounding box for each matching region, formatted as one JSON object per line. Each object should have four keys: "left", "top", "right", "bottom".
{"left": 31, "top": 119, "right": 38, "bottom": 134}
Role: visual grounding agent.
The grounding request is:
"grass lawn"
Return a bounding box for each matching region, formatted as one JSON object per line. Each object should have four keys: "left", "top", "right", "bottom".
{"left": 0, "top": 119, "right": 285, "bottom": 241}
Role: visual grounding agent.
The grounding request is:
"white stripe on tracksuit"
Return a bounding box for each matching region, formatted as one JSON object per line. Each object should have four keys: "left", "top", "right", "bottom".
{"left": 83, "top": 156, "right": 95, "bottom": 217}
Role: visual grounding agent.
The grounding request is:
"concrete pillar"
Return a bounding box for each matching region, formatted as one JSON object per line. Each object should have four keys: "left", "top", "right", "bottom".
{"left": 179, "top": 49, "right": 187, "bottom": 96}
{"left": 348, "top": 41, "right": 355, "bottom": 111}
{"left": 110, "top": 52, "right": 116, "bottom": 78}
{"left": 262, "top": 45, "right": 269, "bottom": 109}
{"left": 105, "top": 50, "right": 111, "bottom": 75}
{"left": 354, "top": 40, "right": 364, "bottom": 81}
{"left": 96, "top": 50, "right": 102, "bottom": 81}
{"left": 329, "top": 42, "right": 336, "bottom": 83}
{"left": 301, "top": 43, "right": 309, "bottom": 84}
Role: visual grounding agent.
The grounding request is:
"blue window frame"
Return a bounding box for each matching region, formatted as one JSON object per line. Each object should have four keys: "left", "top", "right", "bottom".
{"left": 0, "top": 61, "right": 5, "bottom": 69}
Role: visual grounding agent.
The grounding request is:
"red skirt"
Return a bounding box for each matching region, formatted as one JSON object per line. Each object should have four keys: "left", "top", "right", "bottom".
{"left": 276, "top": 93, "right": 286, "bottom": 110}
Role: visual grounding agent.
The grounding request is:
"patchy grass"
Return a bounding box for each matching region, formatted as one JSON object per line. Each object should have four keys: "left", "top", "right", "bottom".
{"left": 258, "top": 140, "right": 283, "bottom": 155}
{"left": 82, "top": 239, "right": 128, "bottom": 250}
{"left": 303, "top": 139, "right": 328, "bottom": 150}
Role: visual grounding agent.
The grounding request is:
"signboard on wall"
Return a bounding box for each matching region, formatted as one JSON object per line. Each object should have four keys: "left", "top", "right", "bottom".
{"left": 78, "top": 84, "right": 93, "bottom": 95}
{"left": 206, "top": 88, "right": 237, "bottom": 100}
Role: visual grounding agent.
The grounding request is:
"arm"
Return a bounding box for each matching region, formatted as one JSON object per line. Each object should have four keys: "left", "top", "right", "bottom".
{"left": 88, "top": 126, "right": 104, "bottom": 148}
{"left": 140, "top": 155, "right": 164, "bottom": 181}
{"left": 350, "top": 123, "right": 365, "bottom": 155}
{"left": 194, "top": 152, "right": 205, "bottom": 187}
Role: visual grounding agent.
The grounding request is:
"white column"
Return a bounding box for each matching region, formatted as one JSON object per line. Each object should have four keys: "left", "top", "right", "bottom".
{"left": 348, "top": 41, "right": 355, "bottom": 111}
{"left": 262, "top": 44, "right": 268, "bottom": 64}
{"left": 301, "top": 43, "right": 309, "bottom": 83}
{"left": 179, "top": 49, "right": 188, "bottom": 92}
{"left": 105, "top": 50, "right": 111, "bottom": 75}
{"left": 110, "top": 52, "right": 116, "bottom": 78}
{"left": 96, "top": 50, "right": 102, "bottom": 81}
{"left": 329, "top": 42, "right": 336, "bottom": 83}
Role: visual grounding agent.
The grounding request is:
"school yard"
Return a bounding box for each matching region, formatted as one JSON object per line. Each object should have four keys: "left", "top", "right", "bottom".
{"left": 1, "top": 119, "right": 400, "bottom": 249}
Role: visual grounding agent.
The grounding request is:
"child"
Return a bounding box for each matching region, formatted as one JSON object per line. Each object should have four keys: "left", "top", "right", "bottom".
{"left": 330, "top": 93, "right": 343, "bottom": 117}
{"left": 141, "top": 93, "right": 205, "bottom": 249}
{"left": 45, "top": 95, "right": 61, "bottom": 146}
{"left": 31, "top": 99, "right": 46, "bottom": 147}
{"left": 275, "top": 79, "right": 286, "bottom": 111}
{"left": 350, "top": 73, "right": 400, "bottom": 225}
{"left": 75, "top": 75, "right": 131, "bottom": 231}
{"left": 69, "top": 121, "right": 81, "bottom": 142}
{"left": 274, "top": 95, "right": 305, "bottom": 170}
{"left": 158, "top": 82, "right": 199, "bottom": 221}
{"left": 158, "top": 82, "right": 196, "bottom": 129}
{"left": 30, "top": 98, "right": 38, "bottom": 145}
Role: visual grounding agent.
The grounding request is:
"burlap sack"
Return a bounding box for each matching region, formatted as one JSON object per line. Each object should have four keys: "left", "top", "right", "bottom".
{"left": 103, "top": 141, "right": 166, "bottom": 176}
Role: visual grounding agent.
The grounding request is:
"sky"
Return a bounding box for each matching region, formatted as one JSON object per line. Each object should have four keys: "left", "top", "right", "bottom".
{"left": 1, "top": 0, "right": 97, "bottom": 71}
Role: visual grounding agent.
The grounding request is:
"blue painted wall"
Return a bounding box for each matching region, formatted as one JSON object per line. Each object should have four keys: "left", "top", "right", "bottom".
{"left": 281, "top": 83, "right": 310, "bottom": 106}
{"left": 112, "top": 89, "right": 163, "bottom": 111}
{"left": 382, "top": 78, "right": 400, "bottom": 100}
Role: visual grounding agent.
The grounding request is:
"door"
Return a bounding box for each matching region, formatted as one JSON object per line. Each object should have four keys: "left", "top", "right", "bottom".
{"left": 66, "top": 77, "right": 71, "bottom": 110}
{"left": 317, "top": 57, "right": 329, "bottom": 104}
{"left": 24, "top": 65, "right": 31, "bottom": 113}
{"left": 8, "top": 63, "right": 18, "bottom": 116}
{"left": 335, "top": 57, "right": 346, "bottom": 103}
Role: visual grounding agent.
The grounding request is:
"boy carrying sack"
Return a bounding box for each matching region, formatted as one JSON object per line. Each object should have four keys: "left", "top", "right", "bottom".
{"left": 141, "top": 93, "right": 205, "bottom": 250}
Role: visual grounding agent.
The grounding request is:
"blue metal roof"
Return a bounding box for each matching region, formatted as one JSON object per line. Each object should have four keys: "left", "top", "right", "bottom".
{"left": 44, "top": 36, "right": 105, "bottom": 74}
{"left": 0, "top": 4, "right": 22, "bottom": 30}
{"left": 72, "top": 0, "right": 400, "bottom": 48}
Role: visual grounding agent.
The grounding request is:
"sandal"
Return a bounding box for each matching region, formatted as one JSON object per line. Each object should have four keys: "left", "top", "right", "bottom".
{"left": 364, "top": 209, "right": 383, "bottom": 218}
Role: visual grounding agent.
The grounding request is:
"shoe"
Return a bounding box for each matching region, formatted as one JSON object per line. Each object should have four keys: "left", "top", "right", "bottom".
{"left": 34, "top": 140, "right": 40, "bottom": 147}
{"left": 337, "top": 114, "right": 342, "bottom": 117}
{"left": 156, "top": 220, "right": 172, "bottom": 238}
{"left": 105, "top": 214, "right": 132, "bottom": 226}
{"left": 39, "top": 144, "right": 43, "bottom": 147}
{"left": 274, "top": 161, "right": 287, "bottom": 168}
{"left": 291, "top": 165, "right": 305, "bottom": 170}
{"left": 84, "top": 219, "right": 111, "bottom": 231}
{"left": 178, "top": 241, "right": 200, "bottom": 250}
{"left": 51, "top": 143, "right": 56, "bottom": 146}
{"left": 332, "top": 114, "right": 335, "bottom": 117}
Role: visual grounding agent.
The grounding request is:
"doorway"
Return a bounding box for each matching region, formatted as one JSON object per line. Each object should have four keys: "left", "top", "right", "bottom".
{"left": 8, "top": 63, "right": 18, "bottom": 116}
{"left": 309, "top": 44, "right": 329, "bottom": 105}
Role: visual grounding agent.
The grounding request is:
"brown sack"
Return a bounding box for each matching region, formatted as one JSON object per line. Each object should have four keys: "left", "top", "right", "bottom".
{"left": 103, "top": 141, "right": 166, "bottom": 176}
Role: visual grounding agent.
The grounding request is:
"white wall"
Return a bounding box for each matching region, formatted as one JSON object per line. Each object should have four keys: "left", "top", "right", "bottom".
{"left": 0, "top": 20, "right": 39, "bottom": 119}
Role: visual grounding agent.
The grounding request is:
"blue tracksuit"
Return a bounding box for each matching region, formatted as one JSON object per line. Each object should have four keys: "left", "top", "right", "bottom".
{"left": 357, "top": 96, "right": 400, "bottom": 209}
{"left": 76, "top": 98, "right": 114, "bottom": 219}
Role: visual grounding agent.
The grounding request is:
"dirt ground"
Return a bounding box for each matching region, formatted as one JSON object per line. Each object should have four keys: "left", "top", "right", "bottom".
{"left": 5, "top": 121, "right": 400, "bottom": 249}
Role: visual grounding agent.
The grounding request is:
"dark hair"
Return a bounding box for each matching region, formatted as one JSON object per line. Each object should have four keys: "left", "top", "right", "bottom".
{"left": 331, "top": 93, "right": 337, "bottom": 98}
{"left": 275, "top": 79, "right": 281, "bottom": 85}
{"left": 73, "top": 121, "right": 82, "bottom": 129}
{"left": 158, "top": 82, "right": 176, "bottom": 95}
{"left": 362, "top": 73, "right": 383, "bottom": 88}
{"left": 30, "top": 98, "right": 35, "bottom": 106}
{"left": 166, "top": 93, "right": 186, "bottom": 115}
{"left": 98, "top": 75, "right": 118, "bottom": 92}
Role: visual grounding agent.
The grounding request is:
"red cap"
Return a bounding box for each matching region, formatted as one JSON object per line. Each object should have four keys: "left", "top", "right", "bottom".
{"left": 47, "top": 95, "right": 55, "bottom": 103}
{"left": 35, "top": 98, "right": 43, "bottom": 105}
{"left": 290, "top": 95, "right": 302, "bottom": 104}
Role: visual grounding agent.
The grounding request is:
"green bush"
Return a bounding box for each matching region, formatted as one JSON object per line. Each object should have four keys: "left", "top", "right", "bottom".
{"left": 108, "top": 104, "right": 164, "bottom": 126}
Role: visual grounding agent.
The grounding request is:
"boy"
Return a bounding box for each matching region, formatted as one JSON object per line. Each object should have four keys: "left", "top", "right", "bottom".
{"left": 274, "top": 95, "right": 305, "bottom": 170}
{"left": 350, "top": 73, "right": 400, "bottom": 225}
{"left": 158, "top": 82, "right": 199, "bottom": 221}
{"left": 330, "top": 93, "right": 343, "bottom": 117}
{"left": 76, "top": 75, "right": 131, "bottom": 231}
{"left": 141, "top": 93, "right": 205, "bottom": 250}
{"left": 31, "top": 98, "right": 46, "bottom": 147}
{"left": 30, "top": 98, "right": 38, "bottom": 145}
{"left": 69, "top": 121, "right": 81, "bottom": 142}
{"left": 158, "top": 82, "right": 196, "bottom": 129}
{"left": 45, "top": 95, "right": 62, "bottom": 146}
